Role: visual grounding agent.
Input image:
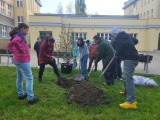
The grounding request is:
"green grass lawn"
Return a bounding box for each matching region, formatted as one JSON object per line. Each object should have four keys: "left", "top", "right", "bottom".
{"left": 0, "top": 66, "right": 160, "bottom": 120}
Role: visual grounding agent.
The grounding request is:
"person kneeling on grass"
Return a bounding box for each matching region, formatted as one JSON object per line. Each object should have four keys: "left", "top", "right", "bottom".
{"left": 38, "top": 36, "right": 63, "bottom": 83}
{"left": 7, "top": 23, "right": 39, "bottom": 105}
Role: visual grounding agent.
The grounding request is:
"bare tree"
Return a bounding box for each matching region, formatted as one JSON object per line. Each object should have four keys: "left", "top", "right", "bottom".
{"left": 56, "top": 2, "right": 64, "bottom": 14}
{"left": 66, "top": 1, "right": 74, "bottom": 14}
{"left": 75, "top": 0, "right": 86, "bottom": 14}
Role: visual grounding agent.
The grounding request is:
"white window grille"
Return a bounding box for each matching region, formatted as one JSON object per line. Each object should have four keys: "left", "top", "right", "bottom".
{"left": 2, "top": 25, "right": 7, "bottom": 37}
{"left": 97, "top": 33, "right": 111, "bottom": 40}
{"left": 16, "top": 0, "right": 23, "bottom": 7}
{"left": 0, "top": 0, "right": 5, "bottom": 13}
{"left": 17, "top": 16, "right": 24, "bottom": 25}
{"left": 72, "top": 32, "right": 87, "bottom": 40}
{"left": 8, "top": 5, "right": 12, "bottom": 16}
{"left": 129, "top": 33, "right": 138, "bottom": 38}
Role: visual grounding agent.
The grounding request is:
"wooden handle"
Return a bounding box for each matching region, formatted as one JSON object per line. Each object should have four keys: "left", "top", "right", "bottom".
{"left": 88, "top": 64, "right": 94, "bottom": 77}
{"left": 100, "top": 54, "right": 116, "bottom": 78}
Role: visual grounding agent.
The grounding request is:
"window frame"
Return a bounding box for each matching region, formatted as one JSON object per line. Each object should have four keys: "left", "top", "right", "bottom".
{"left": 17, "top": 16, "right": 24, "bottom": 25}
{"left": 8, "top": 4, "right": 12, "bottom": 16}
{"left": 1, "top": 25, "right": 7, "bottom": 37}
{"left": 16, "top": 0, "right": 23, "bottom": 7}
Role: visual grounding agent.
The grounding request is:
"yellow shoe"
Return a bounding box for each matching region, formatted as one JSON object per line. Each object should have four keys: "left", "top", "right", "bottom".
{"left": 119, "top": 91, "right": 127, "bottom": 95}
{"left": 119, "top": 101, "right": 137, "bottom": 109}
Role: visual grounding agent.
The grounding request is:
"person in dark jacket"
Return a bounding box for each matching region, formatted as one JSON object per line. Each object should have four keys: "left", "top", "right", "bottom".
{"left": 34, "top": 37, "right": 41, "bottom": 66}
{"left": 109, "top": 27, "right": 139, "bottom": 109}
{"left": 38, "top": 37, "right": 61, "bottom": 83}
{"left": 111, "top": 33, "right": 139, "bottom": 80}
{"left": 93, "top": 35, "right": 116, "bottom": 85}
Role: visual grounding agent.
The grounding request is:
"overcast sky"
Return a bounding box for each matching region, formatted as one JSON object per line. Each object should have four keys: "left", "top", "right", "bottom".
{"left": 40, "top": 0, "right": 128, "bottom": 15}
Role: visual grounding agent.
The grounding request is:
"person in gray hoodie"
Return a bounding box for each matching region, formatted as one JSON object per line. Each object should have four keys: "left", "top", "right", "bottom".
{"left": 109, "top": 27, "right": 139, "bottom": 109}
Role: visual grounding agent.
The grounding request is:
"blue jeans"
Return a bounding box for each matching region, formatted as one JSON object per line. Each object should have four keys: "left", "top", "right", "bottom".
{"left": 14, "top": 61, "right": 34, "bottom": 100}
{"left": 80, "top": 54, "right": 88, "bottom": 78}
{"left": 123, "top": 60, "right": 138, "bottom": 103}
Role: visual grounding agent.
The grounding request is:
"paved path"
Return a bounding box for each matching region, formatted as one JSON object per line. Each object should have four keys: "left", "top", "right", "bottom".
{"left": 0, "top": 50, "right": 160, "bottom": 75}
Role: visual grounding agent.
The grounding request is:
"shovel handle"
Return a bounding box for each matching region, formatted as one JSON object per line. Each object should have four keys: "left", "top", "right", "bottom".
{"left": 88, "top": 64, "right": 94, "bottom": 77}
{"left": 100, "top": 54, "right": 116, "bottom": 78}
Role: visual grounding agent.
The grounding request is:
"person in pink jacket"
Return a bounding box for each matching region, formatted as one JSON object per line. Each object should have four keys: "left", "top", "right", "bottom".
{"left": 7, "top": 23, "right": 39, "bottom": 105}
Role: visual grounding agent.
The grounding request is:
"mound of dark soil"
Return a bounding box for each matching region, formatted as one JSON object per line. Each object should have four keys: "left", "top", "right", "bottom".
{"left": 57, "top": 78, "right": 112, "bottom": 106}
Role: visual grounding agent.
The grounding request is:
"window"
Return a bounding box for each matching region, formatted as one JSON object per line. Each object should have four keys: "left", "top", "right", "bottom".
{"left": 151, "top": 9, "right": 153, "bottom": 18}
{"left": 147, "top": 11, "right": 149, "bottom": 19}
{"left": 2, "top": 25, "right": 7, "bottom": 37}
{"left": 129, "top": 33, "right": 137, "bottom": 38}
{"left": 16, "top": 0, "right": 23, "bottom": 7}
{"left": 72, "top": 32, "right": 87, "bottom": 40}
{"left": 97, "top": 33, "right": 111, "bottom": 40}
{"left": 39, "top": 31, "right": 52, "bottom": 41}
{"left": 0, "top": 0, "right": 5, "bottom": 13}
{"left": 144, "top": 13, "right": 146, "bottom": 19}
{"left": 17, "top": 16, "right": 24, "bottom": 25}
{"left": 8, "top": 5, "right": 12, "bottom": 16}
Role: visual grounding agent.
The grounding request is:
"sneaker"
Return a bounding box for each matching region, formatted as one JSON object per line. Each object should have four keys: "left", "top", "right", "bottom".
{"left": 18, "top": 94, "right": 27, "bottom": 100}
{"left": 119, "top": 91, "right": 127, "bottom": 95}
{"left": 119, "top": 101, "right": 137, "bottom": 109}
{"left": 28, "top": 98, "right": 39, "bottom": 105}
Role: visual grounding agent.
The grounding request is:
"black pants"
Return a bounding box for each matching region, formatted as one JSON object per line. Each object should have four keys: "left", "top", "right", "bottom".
{"left": 88, "top": 57, "right": 97, "bottom": 71}
{"left": 38, "top": 60, "right": 59, "bottom": 79}
{"left": 103, "top": 57, "right": 116, "bottom": 85}
{"left": 36, "top": 51, "right": 39, "bottom": 65}
{"left": 113, "top": 57, "right": 122, "bottom": 79}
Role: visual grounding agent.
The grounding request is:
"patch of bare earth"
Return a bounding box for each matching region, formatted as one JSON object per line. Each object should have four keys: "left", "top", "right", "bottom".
{"left": 57, "top": 78, "right": 113, "bottom": 106}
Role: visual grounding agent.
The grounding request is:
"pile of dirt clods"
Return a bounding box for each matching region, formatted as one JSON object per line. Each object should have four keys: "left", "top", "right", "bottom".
{"left": 57, "top": 78, "right": 112, "bottom": 106}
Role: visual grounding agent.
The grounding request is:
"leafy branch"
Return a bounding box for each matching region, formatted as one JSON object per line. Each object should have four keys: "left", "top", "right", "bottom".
{"left": 58, "top": 25, "right": 74, "bottom": 65}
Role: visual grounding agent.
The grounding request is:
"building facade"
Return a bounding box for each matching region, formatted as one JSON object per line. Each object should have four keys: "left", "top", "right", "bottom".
{"left": 0, "top": 0, "right": 42, "bottom": 48}
{"left": 0, "top": 0, "right": 160, "bottom": 51}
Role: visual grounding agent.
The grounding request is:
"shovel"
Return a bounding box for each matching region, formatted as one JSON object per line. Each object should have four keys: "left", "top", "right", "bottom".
{"left": 86, "top": 64, "right": 95, "bottom": 80}
{"left": 100, "top": 54, "right": 116, "bottom": 78}
{"left": 74, "top": 60, "right": 82, "bottom": 81}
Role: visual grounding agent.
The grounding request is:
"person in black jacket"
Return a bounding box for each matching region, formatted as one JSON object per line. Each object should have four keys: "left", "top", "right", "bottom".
{"left": 110, "top": 27, "right": 139, "bottom": 110}
{"left": 34, "top": 37, "right": 41, "bottom": 66}
{"left": 111, "top": 33, "right": 139, "bottom": 80}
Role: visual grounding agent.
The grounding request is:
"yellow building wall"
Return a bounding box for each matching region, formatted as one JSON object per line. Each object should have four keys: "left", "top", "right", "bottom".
{"left": 147, "top": 28, "right": 160, "bottom": 51}
{"left": 124, "top": 5, "right": 134, "bottom": 15}
{"left": 29, "top": 26, "right": 61, "bottom": 49}
{"left": 29, "top": 16, "right": 61, "bottom": 23}
{"left": 29, "top": 14, "right": 160, "bottom": 51}
{"left": 124, "top": 0, "right": 160, "bottom": 19}
{"left": 6, "top": 0, "right": 14, "bottom": 4}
